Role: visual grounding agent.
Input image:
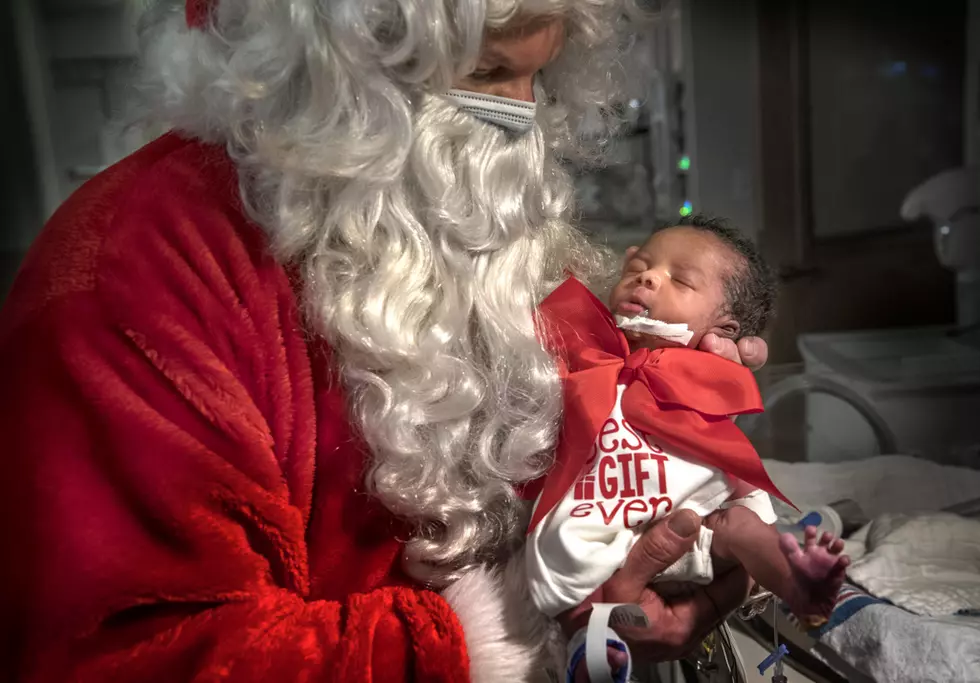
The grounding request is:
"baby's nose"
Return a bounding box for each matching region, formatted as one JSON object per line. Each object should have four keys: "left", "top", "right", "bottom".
{"left": 638, "top": 271, "right": 662, "bottom": 290}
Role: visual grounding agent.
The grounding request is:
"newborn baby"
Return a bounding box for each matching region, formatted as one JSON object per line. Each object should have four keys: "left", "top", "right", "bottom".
{"left": 526, "top": 216, "right": 849, "bottom": 628}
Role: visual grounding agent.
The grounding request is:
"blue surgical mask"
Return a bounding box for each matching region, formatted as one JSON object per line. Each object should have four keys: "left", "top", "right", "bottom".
{"left": 443, "top": 89, "right": 538, "bottom": 134}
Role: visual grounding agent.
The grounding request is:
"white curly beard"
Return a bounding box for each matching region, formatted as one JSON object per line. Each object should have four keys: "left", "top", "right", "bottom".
{"left": 275, "top": 96, "right": 606, "bottom": 586}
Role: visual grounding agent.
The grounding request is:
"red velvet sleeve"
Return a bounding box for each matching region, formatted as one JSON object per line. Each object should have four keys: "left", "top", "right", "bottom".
{"left": 0, "top": 143, "right": 469, "bottom": 682}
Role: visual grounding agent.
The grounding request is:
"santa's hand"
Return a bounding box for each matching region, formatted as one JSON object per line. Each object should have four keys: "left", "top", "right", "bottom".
{"left": 699, "top": 333, "right": 769, "bottom": 371}
{"left": 558, "top": 510, "right": 753, "bottom": 670}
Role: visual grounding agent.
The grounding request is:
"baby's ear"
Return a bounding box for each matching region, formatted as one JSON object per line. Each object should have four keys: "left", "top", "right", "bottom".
{"left": 714, "top": 316, "right": 740, "bottom": 340}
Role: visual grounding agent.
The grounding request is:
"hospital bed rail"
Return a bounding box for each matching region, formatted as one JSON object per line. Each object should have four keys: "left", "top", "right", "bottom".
{"left": 736, "top": 362, "right": 899, "bottom": 463}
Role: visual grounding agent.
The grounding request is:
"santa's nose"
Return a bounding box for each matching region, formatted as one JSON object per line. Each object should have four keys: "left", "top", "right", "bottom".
{"left": 496, "top": 76, "right": 536, "bottom": 103}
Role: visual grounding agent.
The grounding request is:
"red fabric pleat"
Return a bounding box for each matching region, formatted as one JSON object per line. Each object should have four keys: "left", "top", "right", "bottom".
{"left": 186, "top": 0, "right": 211, "bottom": 28}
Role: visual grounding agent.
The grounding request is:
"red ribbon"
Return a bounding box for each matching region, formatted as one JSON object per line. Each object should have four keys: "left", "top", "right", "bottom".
{"left": 526, "top": 277, "right": 793, "bottom": 534}
{"left": 186, "top": 0, "right": 210, "bottom": 28}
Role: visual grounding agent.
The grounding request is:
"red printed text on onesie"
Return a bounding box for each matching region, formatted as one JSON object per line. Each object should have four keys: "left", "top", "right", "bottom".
{"left": 568, "top": 417, "right": 675, "bottom": 529}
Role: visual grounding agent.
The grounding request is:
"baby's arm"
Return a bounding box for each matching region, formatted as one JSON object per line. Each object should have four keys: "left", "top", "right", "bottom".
{"left": 707, "top": 505, "right": 849, "bottom": 621}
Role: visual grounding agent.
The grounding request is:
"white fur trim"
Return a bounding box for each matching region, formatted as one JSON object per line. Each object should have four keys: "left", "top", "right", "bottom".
{"left": 442, "top": 550, "right": 565, "bottom": 683}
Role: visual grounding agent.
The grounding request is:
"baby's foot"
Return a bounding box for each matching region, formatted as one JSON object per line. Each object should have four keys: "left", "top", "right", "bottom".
{"left": 778, "top": 526, "right": 850, "bottom": 624}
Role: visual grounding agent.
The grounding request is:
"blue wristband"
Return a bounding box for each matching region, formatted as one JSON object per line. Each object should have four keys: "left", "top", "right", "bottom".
{"left": 566, "top": 630, "right": 630, "bottom": 683}
{"left": 566, "top": 642, "right": 587, "bottom": 683}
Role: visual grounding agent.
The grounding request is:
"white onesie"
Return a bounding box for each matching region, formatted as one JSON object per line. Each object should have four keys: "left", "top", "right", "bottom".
{"left": 527, "top": 384, "right": 776, "bottom": 617}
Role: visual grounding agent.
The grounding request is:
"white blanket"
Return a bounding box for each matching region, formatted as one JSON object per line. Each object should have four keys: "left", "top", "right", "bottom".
{"left": 759, "top": 456, "right": 980, "bottom": 683}
{"left": 847, "top": 513, "right": 980, "bottom": 617}
{"left": 818, "top": 601, "right": 980, "bottom": 683}
{"left": 763, "top": 455, "right": 980, "bottom": 518}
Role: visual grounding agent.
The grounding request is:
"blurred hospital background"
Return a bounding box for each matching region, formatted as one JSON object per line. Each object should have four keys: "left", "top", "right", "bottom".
{"left": 1, "top": 3, "right": 980, "bottom": 680}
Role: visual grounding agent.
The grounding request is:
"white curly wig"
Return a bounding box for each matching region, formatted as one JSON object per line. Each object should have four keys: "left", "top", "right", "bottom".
{"left": 132, "top": 0, "right": 643, "bottom": 586}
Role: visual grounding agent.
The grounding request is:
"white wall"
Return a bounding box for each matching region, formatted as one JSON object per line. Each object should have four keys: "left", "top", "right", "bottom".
{"left": 967, "top": 0, "right": 980, "bottom": 165}
{"left": 2, "top": 0, "right": 43, "bottom": 298}
{"left": 13, "top": 0, "right": 145, "bottom": 222}
{"left": 683, "top": 0, "right": 762, "bottom": 240}
{"left": 2, "top": 0, "right": 149, "bottom": 298}
{"left": 807, "top": 1, "right": 967, "bottom": 238}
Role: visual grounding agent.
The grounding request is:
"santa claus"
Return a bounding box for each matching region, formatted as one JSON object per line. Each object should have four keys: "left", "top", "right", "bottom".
{"left": 0, "top": 1, "right": 769, "bottom": 681}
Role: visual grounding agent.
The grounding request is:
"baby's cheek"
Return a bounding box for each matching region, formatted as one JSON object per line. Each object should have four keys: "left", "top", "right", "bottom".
{"left": 687, "top": 311, "right": 720, "bottom": 339}
{"left": 611, "top": 281, "right": 638, "bottom": 310}
{"left": 608, "top": 284, "right": 625, "bottom": 309}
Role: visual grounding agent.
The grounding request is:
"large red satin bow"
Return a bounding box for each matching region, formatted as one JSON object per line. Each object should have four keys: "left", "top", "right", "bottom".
{"left": 527, "top": 277, "right": 792, "bottom": 534}
{"left": 186, "top": 0, "right": 210, "bottom": 28}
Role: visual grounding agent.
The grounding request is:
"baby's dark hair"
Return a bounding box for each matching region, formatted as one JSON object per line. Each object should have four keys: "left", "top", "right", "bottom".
{"left": 660, "top": 214, "right": 777, "bottom": 338}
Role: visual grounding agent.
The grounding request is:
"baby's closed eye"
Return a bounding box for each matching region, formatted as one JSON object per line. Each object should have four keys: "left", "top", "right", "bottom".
{"left": 671, "top": 276, "right": 694, "bottom": 289}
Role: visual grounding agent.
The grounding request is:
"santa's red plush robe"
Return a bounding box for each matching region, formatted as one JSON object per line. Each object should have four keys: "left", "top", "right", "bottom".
{"left": 0, "top": 134, "right": 549, "bottom": 682}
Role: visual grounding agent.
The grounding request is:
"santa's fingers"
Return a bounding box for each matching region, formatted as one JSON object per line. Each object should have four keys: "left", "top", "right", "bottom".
{"left": 644, "top": 565, "right": 752, "bottom": 658}
{"left": 614, "top": 511, "right": 702, "bottom": 595}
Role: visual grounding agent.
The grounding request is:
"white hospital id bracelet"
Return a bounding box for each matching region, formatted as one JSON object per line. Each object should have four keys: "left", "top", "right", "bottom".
{"left": 584, "top": 603, "right": 649, "bottom": 683}
{"left": 566, "top": 626, "right": 626, "bottom": 683}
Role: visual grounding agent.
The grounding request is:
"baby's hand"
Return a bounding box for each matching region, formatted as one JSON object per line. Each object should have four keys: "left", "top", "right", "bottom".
{"left": 778, "top": 526, "right": 850, "bottom": 625}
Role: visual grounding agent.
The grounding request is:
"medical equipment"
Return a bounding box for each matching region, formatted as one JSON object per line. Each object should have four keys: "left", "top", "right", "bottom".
{"left": 736, "top": 362, "right": 899, "bottom": 464}
{"left": 757, "top": 629, "right": 788, "bottom": 683}
{"left": 740, "top": 346, "right": 980, "bottom": 469}
{"left": 776, "top": 507, "right": 843, "bottom": 544}
{"left": 901, "top": 166, "right": 980, "bottom": 329}
{"left": 744, "top": 162, "right": 980, "bottom": 467}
